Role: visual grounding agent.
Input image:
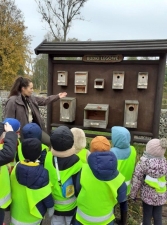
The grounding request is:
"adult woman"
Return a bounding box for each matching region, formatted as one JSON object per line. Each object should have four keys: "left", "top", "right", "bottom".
{"left": 4, "top": 76, "right": 67, "bottom": 146}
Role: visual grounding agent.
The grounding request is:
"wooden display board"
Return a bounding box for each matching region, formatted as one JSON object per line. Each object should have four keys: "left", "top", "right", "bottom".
{"left": 35, "top": 39, "right": 167, "bottom": 142}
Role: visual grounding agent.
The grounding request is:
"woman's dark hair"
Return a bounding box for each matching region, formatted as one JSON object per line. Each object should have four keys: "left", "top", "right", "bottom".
{"left": 9, "top": 77, "right": 32, "bottom": 97}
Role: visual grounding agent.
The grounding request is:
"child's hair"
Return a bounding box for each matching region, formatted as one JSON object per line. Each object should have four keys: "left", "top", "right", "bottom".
{"left": 9, "top": 76, "right": 32, "bottom": 97}
{"left": 71, "top": 128, "right": 86, "bottom": 153}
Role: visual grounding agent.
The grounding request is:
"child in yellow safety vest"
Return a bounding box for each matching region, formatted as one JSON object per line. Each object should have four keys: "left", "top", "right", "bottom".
{"left": 0, "top": 122, "right": 18, "bottom": 225}
{"left": 111, "top": 126, "right": 136, "bottom": 225}
{"left": 130, "top": 138, "right": 167, "bottom": 225}
{"left": 10, "top": 138, "right": 54, "bottom": 225}
{"left": 44, "top": 126, "right": 82, "bottom": 225}
{"left": 72, "top": 135, "right": 127, "bottom": 225}
{"left": 71, "top": 128, "right": 90, "bottom": 163}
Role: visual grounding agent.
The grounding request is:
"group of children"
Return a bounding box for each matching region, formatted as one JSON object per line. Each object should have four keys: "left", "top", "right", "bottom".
{"left": 0, "top": 118, "right": 167, "bottom": 225}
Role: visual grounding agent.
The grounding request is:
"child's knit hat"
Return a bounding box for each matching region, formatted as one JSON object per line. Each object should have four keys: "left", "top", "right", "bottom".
{"left": 146, "top": 138, "right": 167, "bottom": 157}
{"left": 22, "top": 123, "right": 42, "bottom": 141}
{"left": 3, "top": 118, "right": 20, "bottom": 132}
{"left": 71, "top": 128, "right": 86, "bottom": 153}
{"left": 50, "top": 126, "right": 75, "bottom": 157}
{"left": 22, "top": 138, "right": 41, "bottom": 161}
{"left": 90, "top": 136, "right": 111, "bottom": 153}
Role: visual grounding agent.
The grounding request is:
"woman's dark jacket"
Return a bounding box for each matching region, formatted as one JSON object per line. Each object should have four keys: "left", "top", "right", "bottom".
{"left": 4, "top": 94, "right": 59, "bottom": 131}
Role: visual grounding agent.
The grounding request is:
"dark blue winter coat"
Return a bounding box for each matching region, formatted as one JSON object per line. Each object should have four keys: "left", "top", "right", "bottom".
{"left": 16, "top": 162, "right": 54, "bottom": 216}
{"left": 76, "top": 151, "right": 127, "bottom": 203}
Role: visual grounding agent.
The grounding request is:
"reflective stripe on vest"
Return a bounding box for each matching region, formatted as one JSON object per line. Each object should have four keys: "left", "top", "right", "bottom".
{"left": 145, "top": 175, "right": 166, "bottom": 193}
{"left": 145, "top": 176, "right": 166, "bottom": 187}
{"left": 125, "top": 180, "right": 131, "bottom": 186}
{"left": 11, "top": 217, "right": 41, "bottom": 225}
{"left": 77, "top": 208, "right": 113, "bottom": 223}
{"left": 0, "top": 193, "right": 11, "bottom": 206}
{"left": 54, "top": 196, "right": 76, "bottom": 205}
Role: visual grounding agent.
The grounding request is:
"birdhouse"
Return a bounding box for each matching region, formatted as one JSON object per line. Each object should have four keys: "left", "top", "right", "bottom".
{"left": 60, "top": 97, "right": 76, "bottom": 122}
{"left": 124, "top": 100, "right": 139, "bottom": 128}
{"left": 84, "top": 104, "right": 109, "bottom": 128}
{"left": 112, "top": 71, "right": 124, "bottom": 89}
{"left": 74, "top": 71, "right": 88, "bottom": 93}
{"left": 57, "top": 71, "right": 68, "bottom": 86}
{"left": 137, "top": 72, "right": 148, "bottom": 89}
{"left": 94, "top": 79, "right": 104, "bottom": 89}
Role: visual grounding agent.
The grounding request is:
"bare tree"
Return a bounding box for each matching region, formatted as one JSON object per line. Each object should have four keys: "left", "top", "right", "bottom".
{"left": 35, "top": 0, "right": 88, "bottom": 41}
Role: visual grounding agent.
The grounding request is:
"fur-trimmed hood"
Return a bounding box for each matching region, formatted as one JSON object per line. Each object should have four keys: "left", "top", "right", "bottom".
{"left": 71, "top": 128, "right": 86, "bottom": 153}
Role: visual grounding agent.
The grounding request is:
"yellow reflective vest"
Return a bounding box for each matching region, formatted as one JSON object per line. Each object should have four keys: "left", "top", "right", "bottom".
{"left": 0, "top": 144, "right": 12, "bottom": 209}
{"left": 76, "top": 148, "right": 88, "bottom": 163}
{"left": 145, "top": 175, "right": 167, "bottom": 193}
{"left": 44, "top": 151, "right": 82, "bottom": 212}
{"left": 18, "top": 143, "right": 49, "bottom": 161}
{"left": 76, "top": 164, "right": 125, "bottom": 225}
{"left": 117, "top": 146, "right": 136, "bottom": 195}
{"left": 10, "top": 162, "right": 52, "bottom": 225}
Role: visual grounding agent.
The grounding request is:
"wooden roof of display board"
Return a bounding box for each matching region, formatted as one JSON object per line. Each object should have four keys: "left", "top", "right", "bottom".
{"left": 35, "top": 39, "right": 167, "bottom": 56}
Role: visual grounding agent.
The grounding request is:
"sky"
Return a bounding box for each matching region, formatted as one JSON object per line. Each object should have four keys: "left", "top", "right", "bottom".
{"left": 14, "top": 0, "right": 167, "bottom": 57}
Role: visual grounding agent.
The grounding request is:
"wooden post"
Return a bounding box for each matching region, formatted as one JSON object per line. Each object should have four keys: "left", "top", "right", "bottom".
{"left": 153, "top": 54, "right": 167, "bottom": 138}
{"left": 47, "top": 55, "right": 53, "bottom": 134}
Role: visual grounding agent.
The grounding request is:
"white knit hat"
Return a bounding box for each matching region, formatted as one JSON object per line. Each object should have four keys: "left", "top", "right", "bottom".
{"left": 71, "top": 128, "right": 86, "bottom": 153}
{"left": 146, "top": 138, "right": 167, "bottom": 157}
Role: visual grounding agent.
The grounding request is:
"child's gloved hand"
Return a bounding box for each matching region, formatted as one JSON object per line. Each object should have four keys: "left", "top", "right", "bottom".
{"left": 4, "top": 122, "right": 13, "bottom": 132}
{"left": 47, "top": 207, "right": 54, "bottom": 217}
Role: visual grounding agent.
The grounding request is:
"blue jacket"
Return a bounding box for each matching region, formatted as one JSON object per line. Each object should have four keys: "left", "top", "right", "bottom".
{"left": 16, "top": 162, "right": 54, "bottom": 216}
{"left": 111, "top": 126, "right": 131, "bottom": 159}
{"left": 76, "top": 151, "right": 127, "bottom": 203}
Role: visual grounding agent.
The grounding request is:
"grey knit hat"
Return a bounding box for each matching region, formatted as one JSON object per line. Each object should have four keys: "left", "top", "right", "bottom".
{"left": 146, "top": 138, "right": 167, "bottom": 157}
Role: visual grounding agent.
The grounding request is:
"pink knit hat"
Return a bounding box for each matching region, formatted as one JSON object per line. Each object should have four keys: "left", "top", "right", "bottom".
{"left": 146, "top": 138, "right": 167, "bottom": 157}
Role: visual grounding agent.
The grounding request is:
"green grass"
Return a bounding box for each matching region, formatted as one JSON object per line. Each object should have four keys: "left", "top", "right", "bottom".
{"left": 84, "top": 129, "right": 110, "bottom": 136}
